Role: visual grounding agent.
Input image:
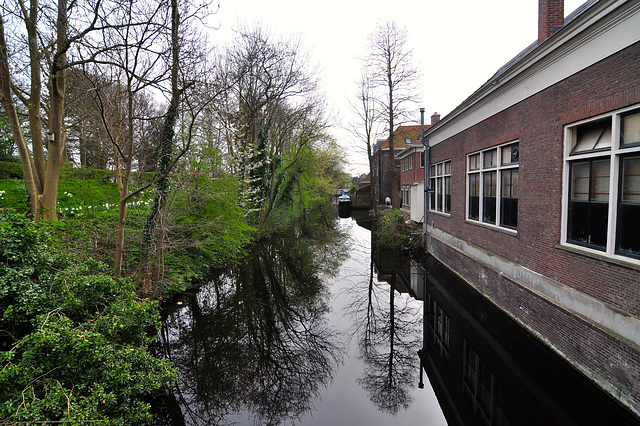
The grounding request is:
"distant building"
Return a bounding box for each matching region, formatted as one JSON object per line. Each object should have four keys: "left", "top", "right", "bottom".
{"left": 372, "top": 125, "right": 430, "bottom": 206}
{"left": 422, "top": 0, "right": 640, "bottom": 417}
{"left": 397, "top": 113, "right": 440, "bottom": 222}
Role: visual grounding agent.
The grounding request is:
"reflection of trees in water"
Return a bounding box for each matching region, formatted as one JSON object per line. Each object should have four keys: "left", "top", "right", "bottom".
{"left": 154, "top": 222, "right": 348, "bottom": 425}
{"left": 344, "top": 246, "right": 423, "bottom": 415}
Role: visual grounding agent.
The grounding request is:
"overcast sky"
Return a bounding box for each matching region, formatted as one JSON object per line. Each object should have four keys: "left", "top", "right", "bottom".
{"left": 209, "top": 0, "right": 587, "bottom": 174}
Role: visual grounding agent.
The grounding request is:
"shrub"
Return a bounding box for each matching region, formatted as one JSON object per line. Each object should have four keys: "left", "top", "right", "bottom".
{"left": 0, "top": 212, "right": 176, "bottom": 423}
{"left": 376, "top": 208, "right": 414, "bottom": 250}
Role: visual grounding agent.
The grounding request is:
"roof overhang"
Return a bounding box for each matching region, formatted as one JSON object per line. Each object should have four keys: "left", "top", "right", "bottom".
{"left": 425, "top": 0, "right": 640, "bottom": 146}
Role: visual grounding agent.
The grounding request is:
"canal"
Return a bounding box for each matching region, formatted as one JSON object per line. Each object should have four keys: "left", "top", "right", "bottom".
{"left": 151, "top": 211, "right": 638, "bottom": 425}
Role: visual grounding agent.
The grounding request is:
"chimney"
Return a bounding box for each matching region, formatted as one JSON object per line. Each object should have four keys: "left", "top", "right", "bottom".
{"left": 431, "top": 112, "right": 441, "bottom": 126}
{"left": 538, "top": 0, "right": 564, "bottom": 44}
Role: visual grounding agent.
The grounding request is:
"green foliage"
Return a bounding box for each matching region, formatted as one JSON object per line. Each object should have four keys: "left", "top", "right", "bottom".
{"left": 0, "top": 179, "right": 28, "bottom": 209}
{"left": 0, "top": 162, "right": 22, "bottom": 179}
{"left": 162, "top": 171, "right": 254, "bottom": 289}
{"left": 0, "top": 112, "right": 17, "bottom": 163}
{"left": 376, "top": 209, "right": 414, "bottom": 250}
{"left": 0, "top": 212, "right": 176, "bottom": 423}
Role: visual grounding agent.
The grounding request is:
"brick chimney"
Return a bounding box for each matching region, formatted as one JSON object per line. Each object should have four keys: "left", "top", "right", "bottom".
{"left": 431, "top": 112, "right": 441, "bottom": 126}
{"left": 539, "top": 0, "right": 564, "bottom": 44}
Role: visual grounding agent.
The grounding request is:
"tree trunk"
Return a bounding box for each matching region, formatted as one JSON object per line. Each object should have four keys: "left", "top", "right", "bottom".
{"left": 388, "top": 63, "right": 399, "bottom": 209}
{"left": 141, "top": 0, "right": 180, "bottom": 270}
{"left": 0, "top": 15, "right": 39, "bottom": 216}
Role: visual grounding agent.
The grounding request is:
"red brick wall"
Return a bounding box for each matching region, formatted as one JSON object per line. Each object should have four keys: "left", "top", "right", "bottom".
{"left": 428, "top": 236, "right": 640, "bottom": 414}
{"left": 400, "top": 149, "right": 425, "bottom": 185}
{"left": 429, "top": 41, "right": 640, "bottom": 318}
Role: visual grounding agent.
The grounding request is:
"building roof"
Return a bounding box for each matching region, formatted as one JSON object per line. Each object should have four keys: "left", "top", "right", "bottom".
{"left": 425, "top": 0, "right": 600, "bottom": 142}
{"left": 378, "top": 124, "right": 430, "bottom": 150}
{"left": 470, "top": 0, "right": 598, "bottom": 102}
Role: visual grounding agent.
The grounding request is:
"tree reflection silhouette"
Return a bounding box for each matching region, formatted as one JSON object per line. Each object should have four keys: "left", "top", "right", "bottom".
{"left": 344, "top": 243, "right": 423, "bottom": 415}
{"left": 154, "top": 222, "right": 348, "bottom": 425}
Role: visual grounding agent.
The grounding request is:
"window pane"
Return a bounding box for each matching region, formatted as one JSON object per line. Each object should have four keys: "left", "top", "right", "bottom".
{"left": 572, "top": 120, "right": 611, "bottom": 154}
{"left": 618, "top": 156, "right": 640, "bottom": 258}
{"left": 420, "top": 152, "right": 425, "bottom": 167}
{"left": 483, "top": 149, "right": 496, "bottom": 168}
{"left": 483, "top": 172, "right": 496, "bottom": 224}
{"left": 437, "top": 163, "right": 443, "bottom": 175}
{"left": 430, "top": 177, "right": 436, "bottom": 210}
{"left": 469, "top": 174, "right": 479, "bottom": 220}
{"left": 571, "top": 162, "right": 590, "bottom": 201}
{"left": 622, "top": 111, "right": 640, "bottom": 146}
{"left": 622, "top": 157, "right": 640, "bottom": 204}
{"left": 444, "top": 161, "right": 451, "bottom": 174}
{"left": 569, "top": 160, "right": 609, "bottom": 249}
{"left": 617, "top": 204, "right": 640, "bottom": 257}
{"left": 484, "top": 171, "right": 497, "bottom": 196}
{"left": 430, "top": 165, "right": 436, "bottom": 176}
{"left": 437, "top": 177, "right": 443, "bottom": 211}
{"left": 444, "top": 176, "right": 451, "bottom": 213}
{"left": 594, "top": 127, "right": 612, "bottom": 150}
{"left": 568, "top": 201, "right": 608, "bottom": 249}
{"left": 588, "top": 203, "right": 608, "bottom": 247}
{"left": 501, "top": 143, "right": 519, "bottom": 165}
{"left": 500, "top": 170, "right": 518, "bottom": 228}
{"left": 469, "top": 154, "right": 480, "bottom": 171}
{"left": 568, "top": 201, "right": 589, "bottom": 244}
{"left": 591, "top": 160, "right": 610, "bottom": 202}
{"left": 501, "top": 198, "right": 518, "bottom": 228}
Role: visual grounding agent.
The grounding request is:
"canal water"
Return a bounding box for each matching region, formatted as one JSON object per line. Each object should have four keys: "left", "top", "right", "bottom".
{"left": 151, "top": 213, "right": 446, "bottom": 425}
{"left": 151, "top": 211, "right": 639, "bottom": 425}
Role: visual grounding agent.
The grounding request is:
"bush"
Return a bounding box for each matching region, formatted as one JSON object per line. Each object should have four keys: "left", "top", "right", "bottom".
{"left": 0, "top": 161, "right": 22, "bottom": 179}
{"left": 376, "top": 208, "right": 414, "bottom": 250}
{"left": 0, "top": 212, "right": 175, "bottom": 423}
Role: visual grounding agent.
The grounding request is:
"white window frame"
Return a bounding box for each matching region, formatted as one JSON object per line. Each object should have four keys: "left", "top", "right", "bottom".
{"left": 429, "top": 160, "right": 451, "bottom": 215}
{"left": 400, "top": 153, "right": 414, "bottom": 172}
{"left": 466, "top": 141, "right": 519, "bottom": 233}
{"left": 561, "top": 104, "right": 640, "bottom": 264}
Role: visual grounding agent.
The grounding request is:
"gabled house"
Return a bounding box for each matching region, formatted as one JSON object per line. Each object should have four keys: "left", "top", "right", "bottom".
{"left": 421, "top": 0, "right": 640, "bottom": 417}
{"left": 372, "top": 125, "right": 426, "bottom": 206}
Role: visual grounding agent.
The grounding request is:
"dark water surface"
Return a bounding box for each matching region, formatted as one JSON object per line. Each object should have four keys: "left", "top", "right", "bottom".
{"left": 152, "top": 216, "right": 445, "bottom": 425}
{"left": 151, "top": 213, "right": 639, "bottom": 425}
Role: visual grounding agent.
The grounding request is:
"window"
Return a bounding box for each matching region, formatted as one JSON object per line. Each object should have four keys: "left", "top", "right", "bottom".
{"left": 463, "top": 340, "right": 511, "bottom": 426}
{"left": 429, "top": 160, "right": 451, "bottom": 214}
{"left": 467, "top": 142, "right": 519, "bottom": 230}
{"left": 401, "top": 153, "right": 414, "bottom": 172}
{"left": 427, "top": 293, "right": 450, "bottom": 359}
{"left": 420, "top": 151, "right": 425, "bottom": 168}
{"left": 402, "top": 184, "right": 411, "bottom": 207}
{"left": 405, "top": 137, "right": 412, "bottom": 144}
{"left": 564, "top": 106, "right": 640, "bottom": 260}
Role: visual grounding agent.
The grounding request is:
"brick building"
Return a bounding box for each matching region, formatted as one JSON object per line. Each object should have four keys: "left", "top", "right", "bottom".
{"left": 372, "top": 125, "right": 425, "bottom": 206}
{"left": 422, "top": 0, "right": 640, "bottom": 416}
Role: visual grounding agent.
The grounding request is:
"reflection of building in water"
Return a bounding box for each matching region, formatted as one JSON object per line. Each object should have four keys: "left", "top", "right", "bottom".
{"left": 419, "top": 256, "right": 639, "bottom": 425}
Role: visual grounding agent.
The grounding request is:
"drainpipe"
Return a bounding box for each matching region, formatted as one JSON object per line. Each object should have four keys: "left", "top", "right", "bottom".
{"left": 421, "top": 108, "right": 430, "bottom": 235}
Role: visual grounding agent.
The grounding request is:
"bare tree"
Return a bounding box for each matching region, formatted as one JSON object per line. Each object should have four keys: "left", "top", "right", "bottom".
{"left": 350, "top": 69, "right": 381, "bottom": 215}
{"left": 366, "top": 21, "right": 421, "bottom": 209}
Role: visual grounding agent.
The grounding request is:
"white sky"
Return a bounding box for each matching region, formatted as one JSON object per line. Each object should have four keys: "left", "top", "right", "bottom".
{"left": 209, "top": 0, "right": 587, "bottom": 175}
